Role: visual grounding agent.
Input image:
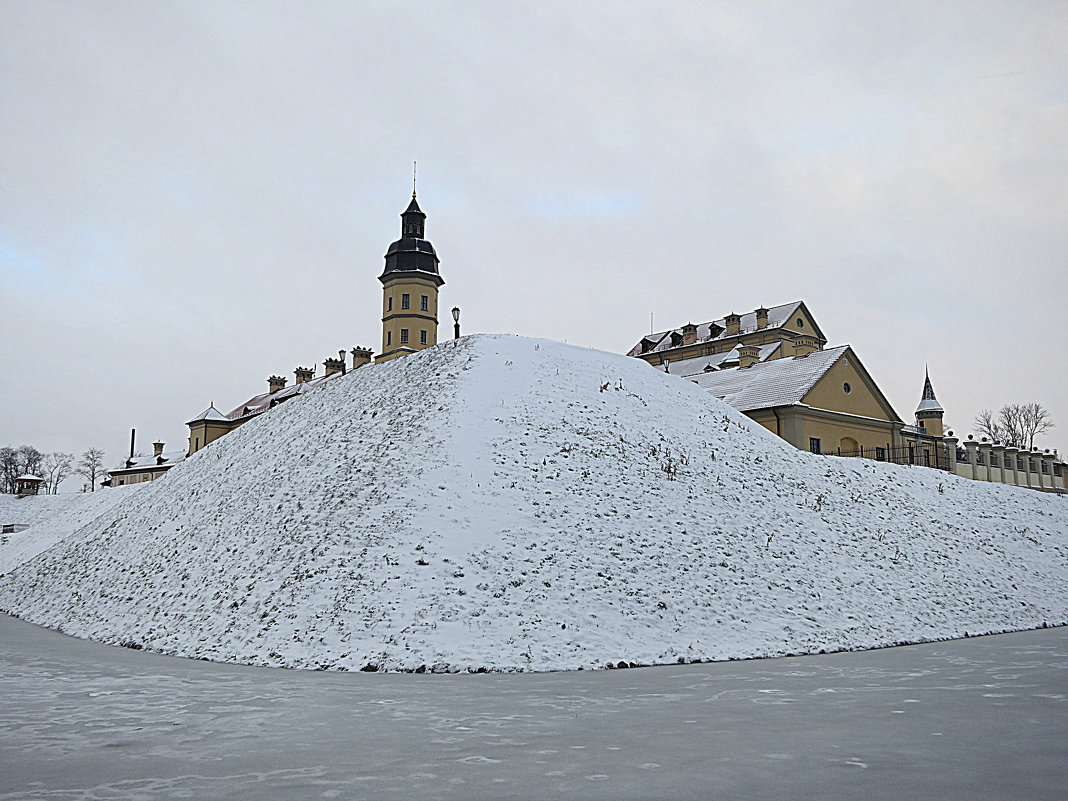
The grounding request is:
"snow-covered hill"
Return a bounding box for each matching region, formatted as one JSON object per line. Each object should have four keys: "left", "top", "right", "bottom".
{"left": 0, "top": 485, "right": 142, "bottom": 570}
{"left": 1, "top": 335, "right": 1066, "bottom": 672}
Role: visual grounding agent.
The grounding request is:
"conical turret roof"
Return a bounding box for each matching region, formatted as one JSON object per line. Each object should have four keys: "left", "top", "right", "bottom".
{"left": 915, "top": 369, "right": 944, "bottom": 415}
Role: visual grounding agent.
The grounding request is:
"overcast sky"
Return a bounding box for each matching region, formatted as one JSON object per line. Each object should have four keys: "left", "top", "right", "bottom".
{"left": 2, "top": 1, "right": 1066, "bottom": 486}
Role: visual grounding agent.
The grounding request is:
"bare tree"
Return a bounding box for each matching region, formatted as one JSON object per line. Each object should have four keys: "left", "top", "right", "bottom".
{"left": 78, "top": 447, "right": 107, "bottom": 492}
{"left": 0, "top": 445, "right": 44, "bottom": 493}
{"left": 974, "top": 404, "right": 1056, "bottom": 450}
{"left": 1018, "top": 402, "right": 1055, "bottom": 451}
{"left": 42, "top": 452, "right": 74, "bottom": 494}
{"left": 997, "top": 405, "right": 1027, "bottom": 448}
{"left": 0, "top": 447, "right": 17, "bottom": 494}
{"left": 973, "top": 409, "right": 1003, "bottom": 442}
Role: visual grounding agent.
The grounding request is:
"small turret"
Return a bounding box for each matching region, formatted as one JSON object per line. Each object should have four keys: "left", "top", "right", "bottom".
{"left": 915, "top": 368, "right": 944, "bottom": 437}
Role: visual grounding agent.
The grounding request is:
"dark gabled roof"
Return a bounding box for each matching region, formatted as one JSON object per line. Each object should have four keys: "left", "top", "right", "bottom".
{"left": 628, "top": 301, "right": 825, "bottom": 357}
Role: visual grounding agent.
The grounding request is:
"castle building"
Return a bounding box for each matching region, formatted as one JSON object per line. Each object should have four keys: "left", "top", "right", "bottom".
{"left": 377, "top": 193, "right": 444, "bottom": 362}
{"left": 630, "top": 303, "right": 950, "bottom": 465}
{"left": 103, "top": 440, "right": 186, "bottom": 486}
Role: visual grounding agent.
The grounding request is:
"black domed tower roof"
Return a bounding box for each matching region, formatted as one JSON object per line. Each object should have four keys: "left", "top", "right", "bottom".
{"left": 379, "top": 194, "right": 444, "bottom": 287}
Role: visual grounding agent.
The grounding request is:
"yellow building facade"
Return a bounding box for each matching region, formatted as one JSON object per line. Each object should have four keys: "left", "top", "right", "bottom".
{"left": 631, "top": 302, "right": 953, "bottom": 469}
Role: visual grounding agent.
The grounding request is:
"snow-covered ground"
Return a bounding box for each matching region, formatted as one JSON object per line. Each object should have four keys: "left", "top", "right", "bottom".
{"left": 0, "top": 335, "right": 1065, "bottom": 672}
{"left": 0, "top": 485, "right": 142, "bottom": 570}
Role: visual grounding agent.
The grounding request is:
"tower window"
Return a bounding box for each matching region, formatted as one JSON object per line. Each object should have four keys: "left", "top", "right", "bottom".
{"left": 420, "top": 330, "right": 427, "bottom": 345}
{"left": 387, "top": 331, "right": 392, "bottom": 346}
{"left": 401, "top": 329, "right": 409, "bottom": 343}
{"left": 387, "top": 296, "right": 393, "bottom": 312}
{"left": 421, "top": 295, "right": 428, "bottom": 311}
{"left": 402, "top": 294, "right": 410, "bottom": 309}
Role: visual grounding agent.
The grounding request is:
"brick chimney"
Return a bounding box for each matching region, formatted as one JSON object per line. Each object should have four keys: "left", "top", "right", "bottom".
{"left": 268, "top": 375, "right": 286, "bottom": 393}
{"left": 153, "top": 441, "right": 165, "bottom": 458}
{"left": 738, "top": 344, "right": 761, "bottom": 368}
{"left": 755, "top": 307, "right": 769, "bottom": 330}
{"left": 294, "top": 366, "right": 314, "bottom": 384}
{"left": 793, "top": 335, "right": 819, "bottom": 357}
{"left": 682, "top": 322, "right": 698, "bottom": 346}
{"left": 351, "top": 347, "right": 373, "bottom": 369}
{"left": 725, "top": 312, "right": 741, "bottom": 336}
{"left": 323, "top": 356, "right": 345, "bottom": 377}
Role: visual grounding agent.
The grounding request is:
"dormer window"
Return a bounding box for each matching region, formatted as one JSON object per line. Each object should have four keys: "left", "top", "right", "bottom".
{"left": 670, "top": 332, "right": 683, "bottom": 347}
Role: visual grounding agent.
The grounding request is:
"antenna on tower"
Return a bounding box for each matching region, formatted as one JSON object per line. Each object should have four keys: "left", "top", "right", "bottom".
{"left": 412, "top": 161, "right": 417, "bottom": 198}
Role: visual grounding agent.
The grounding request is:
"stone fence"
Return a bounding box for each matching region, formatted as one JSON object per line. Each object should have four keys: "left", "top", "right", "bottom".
{"left": 954, "top": 436, "right": 1065, "bottom": 494}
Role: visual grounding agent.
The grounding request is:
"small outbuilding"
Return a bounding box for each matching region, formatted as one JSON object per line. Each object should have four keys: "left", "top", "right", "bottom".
{"left": 14, "top": 475, "right": 44, "bottom": 496}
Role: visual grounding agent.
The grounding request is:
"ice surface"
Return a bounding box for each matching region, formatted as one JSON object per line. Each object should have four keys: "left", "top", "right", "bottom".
{"left": 2, "top": 613, "right": 1066, "bottom": 801}
{"left": 0, "top": 335, "right": 1065, "bottom": 672}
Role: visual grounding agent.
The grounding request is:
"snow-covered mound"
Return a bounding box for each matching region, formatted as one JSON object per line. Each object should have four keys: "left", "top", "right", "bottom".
{"left": 0, "top": 485, "right": 142, "bottom": 570}
{"left": 1, "top": 335, "right": 1066, "bottom": 672}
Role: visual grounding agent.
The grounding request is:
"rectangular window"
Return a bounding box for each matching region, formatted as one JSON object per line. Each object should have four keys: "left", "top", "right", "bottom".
{"left": 809, "top": 438, "right": 821, "bottom": 455}
{"left": 400, "top": 328, "right": 409, "bottom": 343}
{"left": 875, "top": 447, "right": 886, "bottom": 461}
{"left": 387, "top": 296, "right": 393, "bottom": 312}
{"left": 420, "top": 330, "right": 427, "bottom": 345}
{"left": 421, "top": 295, "right": 428, "bottom": 311}
{"left": 387, "top": 331, "right": 391, "bottom": 346}
{"left": 402, "top": 293, "right": 410, "bottom": 309}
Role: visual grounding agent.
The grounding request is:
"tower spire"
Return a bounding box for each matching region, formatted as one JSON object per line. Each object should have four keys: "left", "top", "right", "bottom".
{"left": 412, "top": 161, "right": 417, "bottom": 198}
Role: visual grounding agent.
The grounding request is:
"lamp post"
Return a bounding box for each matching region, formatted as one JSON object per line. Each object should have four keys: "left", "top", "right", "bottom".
{"left": 452, "top": 306, "right": 460, "bottom": 340}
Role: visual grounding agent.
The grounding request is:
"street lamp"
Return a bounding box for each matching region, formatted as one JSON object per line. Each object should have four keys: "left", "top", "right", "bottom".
{"left": 452, "top": 306, "right": 460, "bottom": 339}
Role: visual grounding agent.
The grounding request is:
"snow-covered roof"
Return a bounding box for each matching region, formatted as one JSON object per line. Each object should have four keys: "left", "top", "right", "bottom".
{"left": 667, "top": 342, "right": 782, "bottom": 376}
{"left": 186, "top": 404, "right": 228, "bottom": 425}
{"left": 628, "top": 301, "right": 818, "bottom": 357}
{"left": 690, "top": 345, "right": 850, "bottom": 412}
{"left": 109, "top": 451, "right": 187, "bottom": 474}
{"left": 223, "top": 371, "right": 342, "bottom": 422}
{"left": 15, "top": 474, "right": 43, "bottom": 482}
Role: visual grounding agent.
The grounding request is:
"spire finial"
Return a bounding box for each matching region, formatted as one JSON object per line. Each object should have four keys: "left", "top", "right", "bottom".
{"left": 412, "top": 161, "right": 417, "bottom": 198}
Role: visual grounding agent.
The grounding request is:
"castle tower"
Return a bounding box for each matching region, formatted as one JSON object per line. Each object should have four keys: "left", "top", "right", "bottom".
{"left": 377, "top": 192, "right": 444, "bottom": 363}
{"left": 915, "top": 368, "right": 945, "bottom": 437}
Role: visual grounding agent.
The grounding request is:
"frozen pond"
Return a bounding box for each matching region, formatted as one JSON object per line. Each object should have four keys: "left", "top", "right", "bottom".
{"left": 1, "top": 614, "right": 1065, "bottom": 801}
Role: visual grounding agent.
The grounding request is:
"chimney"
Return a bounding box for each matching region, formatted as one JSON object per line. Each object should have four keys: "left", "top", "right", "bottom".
{"left": 755, "top": 307, "right": 769, "bottom": 330}
{"left": 323, "top": 356, "right": 345, "bottom": 377}
{"left": 294, "top": 366, "right": 314, "bottom": 384}
{"left": 351, "top": 346, "right": 373, "bottom": 369}
{"left": 153, "top": 441, "right": 164, "bottom": 458}
{"left": 268, "top": 375, "right": 286, "bottom": 393}
{"left": 126, "top": 428, "right": 136, "bottom": 467}
{"left": 738, "top": 344, "right": 761, "bottom": 368}
{"left": 682, "top": 323, "right": 698, "bottom": 346}
{"left": 725, "top": 312, "right": 741, "bottom": 336}
{"left": 793, "top": 335, "right": 819, "bottom": 357}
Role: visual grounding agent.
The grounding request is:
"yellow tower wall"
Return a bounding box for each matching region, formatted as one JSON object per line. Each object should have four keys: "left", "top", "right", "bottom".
{"left": 379, "top": 274, "right": 440, "bottom": 362}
